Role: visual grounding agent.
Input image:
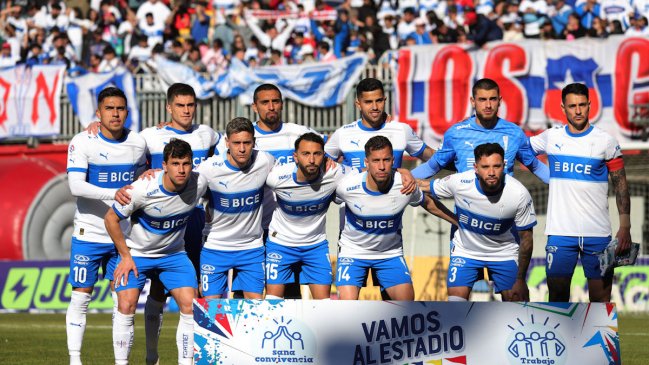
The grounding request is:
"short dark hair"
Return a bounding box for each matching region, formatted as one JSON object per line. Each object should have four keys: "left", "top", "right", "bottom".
{"left": 163, "top": 138, "right": 193, "bottom": 162}
{"left": 253, "top": 83, "right": 282, "bottom": 102}
{"left": 356, "top": 78, "right": 384, "bottom": 99}
{"left": 97, "top": 87, "right": 127, "bottom": 105}
{"left": 472, "top": 78, "right": 500, "bottom": 97}
{"left": 561, "top": 83, "right": 589, "bottom": 103}
{"left": 365, "top": 135, "right": 393, "bottom": 157}
{"left": 474, "top": 143, "right": 504, "bottom": 162}
{"left": 226, "top": 117, "right": 254, "bottom": 137}
{"left": 295, "top": 132, "right": 325, "bottom": 151}
{"left": 166, "top": 83, "right": 196, "bottom": 104}
{"left": 317, "top": 41, "right": 330, "bottom": 52}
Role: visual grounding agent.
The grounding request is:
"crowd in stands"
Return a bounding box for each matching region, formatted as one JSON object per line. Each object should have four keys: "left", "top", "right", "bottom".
{"left": 0, "top": 0, "right": 648, "bottom": 72}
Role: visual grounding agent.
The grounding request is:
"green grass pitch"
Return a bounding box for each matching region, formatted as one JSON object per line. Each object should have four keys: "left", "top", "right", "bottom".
{"left": 0, "top": 312, "right": 647, "bottom": 364}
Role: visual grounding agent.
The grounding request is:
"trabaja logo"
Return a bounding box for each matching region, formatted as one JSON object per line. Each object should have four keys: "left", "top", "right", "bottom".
{"left": 506, "top": 315, "right": 567, "bottom": 365}
{"left": 255, "top": 316, "right": 315, "bottom": 363}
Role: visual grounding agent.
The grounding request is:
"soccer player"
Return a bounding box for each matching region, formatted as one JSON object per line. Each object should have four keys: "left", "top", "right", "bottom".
{"left": 198, "top": 117, "right": 275, "bottom": 299}
{"left": 265, "top": 132, "right": 360, "bottom": 299}
{"left": 325, "top": 77, "right": 435, "bottom": 169}
{"left": 106, "top": 139, "right": 207, "bottom": 365}
{"left": 411, "top": 78, "right": 549, "bottom": 182}
{"left": 335, "top": 136, "right": 457, "bottom": 300}
{"left": 249, "top": 83, "right": 324, "bottom": 299}
{"left": 65, "top": 87, "right": 147, "bottom": 365}
{"left": 529, "top": 83, "right": 631, "bottom": 302}
{"left": 425, "top": 143, "right": 536, "bottom": 302}
{"left": 137, "top": 83, "right": 222, "bottom": 365}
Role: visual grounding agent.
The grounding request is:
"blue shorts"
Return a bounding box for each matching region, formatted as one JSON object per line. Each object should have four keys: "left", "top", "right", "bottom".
{"left": 265, "top": 240, "right": 332, "bottom": 286}
{"left": 546, "top": 235, "right": 612, "bottom": 279}
{"left": 447, "top": 256, "right": 518, "bottom": 293}
{"left": 68, "top": 238, "right": 118, "bottom": 288}
{"left": 336, "top": 256, "right": 412, "bottom": 291}
{"left": 114, "top": 252, "right": 197, "bottom": 292}
{"left": 200, "top": 246, "right": 266, "bottom": 296}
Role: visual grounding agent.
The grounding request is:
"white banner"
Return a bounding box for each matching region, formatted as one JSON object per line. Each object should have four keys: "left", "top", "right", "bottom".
{"left": 154, "top": 54, "right": 368, "bottom": 108}
{"left": 194, "top": 300, "right": 620, "bottom": 365}
{"left": 65, "top": 67, "right": 139, "bottom": 131}
{"left": 394, "top": 36, "right": 649, "bottom": 149}
{"left": 0, "top": 65, "right": 65, "bottom": 139}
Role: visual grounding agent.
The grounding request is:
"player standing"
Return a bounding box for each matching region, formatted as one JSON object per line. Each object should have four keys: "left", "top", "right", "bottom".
{"left": 198, "top": 117, "right": 275, "bottom": 299}
{"left": 106, "top": 139, "right": 207, "bottom": 365}
{"left": 265, "top": 132, "right": 360, "bottom": 299}
{"left": 529, "top": 83, "right": 631, "bottom": 302}
{"left": 411, "top": 78, "right": 549, "bottom": 181}
{"left": 335, "top": 136, "right": 457, "bottom": 300}
{"left": 65, "top": 87, "right": 146, "bottom": 365}
{"left": 425, "top": 143, "right": 536, "bottom": 301}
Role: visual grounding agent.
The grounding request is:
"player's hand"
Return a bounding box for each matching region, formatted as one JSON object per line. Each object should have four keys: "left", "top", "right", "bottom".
{"left": 383, "top": 112, "right": 393, "bottom": 123}
{"left": 114, "top": 256, "right": 138, "bottom": 288}
{"left": 509, "top": 279, "right": 529, "bottom": 302}
{"left": 398, "top": 168, "right": 416, "bottom": 195}
{"left": 615, "top": 227, "right": 631, "bottom": 255}
{"left": 139, "top": 168, "right": 161, "bottom": 180}
{"left": 156, "top": 121, "right": 172, "bottom": 129}
{"left": 324, "top": 157, "right": 337, "bottom": 172}
{"left": 85, "top": 121, "right": 100, "bottom": 136}
{"left": 114, "top": 185, "right": 133, "bottom": 205}
{"left": 417, "top": 179, "right": 430, "bottom": 193}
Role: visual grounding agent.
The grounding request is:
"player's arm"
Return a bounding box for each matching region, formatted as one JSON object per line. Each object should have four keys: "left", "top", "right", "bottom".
{"left": 610, "top": 163, "right": 631, "bottom": 254}
{"left": 418, "top": 146, "right": 436, "bottom": 162}
{"left": 411, "top": 138, "right": 454, "bottom": 179}
{"left": 517, "top": 140, "right": 549, "bottom": 184}
{"left": 511, "top": 228, "right": 532, "bottom": 301}
{"left": 68, "top": 172, "right": 119, "bottom": 200}
{"left": 104, "top": 208, "right": 138, "bottom": 285}
{"left": 421, "top": 195, "right": 457, "bottom": 226}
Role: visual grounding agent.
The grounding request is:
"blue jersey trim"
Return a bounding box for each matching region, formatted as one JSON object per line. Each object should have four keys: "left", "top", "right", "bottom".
{"left": 565, "top": 125, "right": 594, "bottom": 138}
{"left": 411, "top": 144, "right": 427, "bottom": 157}
{"left": 254, "top": 123, "right": 283, "bottom": 135}
{"left": 158, "top": 174, "right": 178, "bottom": 196}
{"left": 517, "top": 221, "right": 537, "bottom": 231}
{"left": 98, "top": 130, "right": 129, "bottom": 144}
{"left": 112, "top": 204, "right": 127, "bottom": 219}
{"left": 357, "top": 120, "right": 385, "bottom": 131}
{"left": 67, "top": 167, "right": 86, "bottom": 173}
{"left": 164, "top": 125, "right": 192, "bottom": 134}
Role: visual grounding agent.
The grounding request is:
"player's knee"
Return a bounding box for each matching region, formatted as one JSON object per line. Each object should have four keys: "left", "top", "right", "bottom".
{"left": 117, "top": 300, "right": 137, "bottom": 315}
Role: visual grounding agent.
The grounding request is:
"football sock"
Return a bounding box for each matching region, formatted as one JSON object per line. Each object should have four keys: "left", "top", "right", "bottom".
{"left": 144, "top": 296, "right": 164, "bottom": 364}
{"left": 67, "top": 291, "right": 91, "bottom": 365}
{"left": 177, "top": 312, "right": 194, "bottom": 365}
{"left": 113, "top": 312, "right": 134, "bottom": 365}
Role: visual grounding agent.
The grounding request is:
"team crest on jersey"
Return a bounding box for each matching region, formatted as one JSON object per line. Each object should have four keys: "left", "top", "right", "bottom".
{"left": 69, "top": 144, "right": 75, "bottom": 153}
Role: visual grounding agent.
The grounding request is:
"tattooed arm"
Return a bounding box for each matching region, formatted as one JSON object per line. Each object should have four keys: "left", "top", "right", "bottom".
{"left": 610, "top": 167, "right": 631, "bottom": 254}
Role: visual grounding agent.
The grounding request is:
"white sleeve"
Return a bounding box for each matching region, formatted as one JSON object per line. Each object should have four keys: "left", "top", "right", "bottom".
{"left": 67, "top": 136, "right": 118, "bottom": 200}
{"left": 408, "top": 186, "right": 425, "bottom": 207}
{"left": 528, "top": 131, "right": 548, "bottom": 155}
{"left": 324, "top": 129, "right": 341, "bottom": 159}
{"left": 605, "top": 133, "right": 623, "bottom": 161}
{"left": 332, "top": 163, "right": 361, "bottom": 179}
{"left": 431, "top": 175, "right": 455, "bottom": 200}
{"left": 402, "top": 123, "right": 427, "bottom": 157}
{"left": 112, "top": 186, "right": 142, "bottom": 220}
{"left": 515, "top": 188, "right": 537, "bottom": 230}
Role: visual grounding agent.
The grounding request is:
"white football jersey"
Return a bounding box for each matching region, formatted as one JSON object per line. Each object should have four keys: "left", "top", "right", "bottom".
{"left": 139, "top": 124, "right": 223, "bottom": 169}
{"left": 253, "top": 122, "right": 320, "bottom": 229}
{"left": 112, "top": 171, "right": 208, "bottom": 257}
{"left": 324, "top": 120, "right": 427, "bottom": 168}
{"left": 266, "top": 163, "right": 359, "bottom": 247}
{"left": 432, "top": 170, "right": 537, "bottom": 261}
{"left": 198, "top": 150, "right": 275, "bottom": 251}
{"left": 335, "top": 172, "right": 424, "bottom": 259}
{"left": 530, "top": 125, "right": 622, "bottom": 237}
{"left": 67, "top": 130, "right": 147, "bottom": 243}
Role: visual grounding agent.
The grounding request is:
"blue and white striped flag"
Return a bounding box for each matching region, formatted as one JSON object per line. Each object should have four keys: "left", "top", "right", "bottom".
{"left": 65, "top": 67, "right": 139, "bottom": 131}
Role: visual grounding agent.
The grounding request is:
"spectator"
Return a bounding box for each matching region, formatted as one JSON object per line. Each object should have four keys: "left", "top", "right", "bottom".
{"left": 333, "top": 9, "right": 352, "bottom": 58}
{"left": 562, "top": 12, "right": 587, "bottom": 39}
{"left": 269, "top": 48, "right": 284, "bottom": 65}
{"left": 0, "top": 42, "right": 17, "bottom": 68}
{"left": 167, "top": 39, "right": 184, "bottom": 62}
{"left": 88, "top": 53, "right": 102, "bottom": 72}
{"left": 600, "top": 0, "right": 634, "bottom": 30}
{"left": 548, "top": 0, "right": 573, "bottom": 35}
{"left": 26, "top": 43, "right": 47, "bottom": 66}
{"left": 397, "top": 7, "right": 418, "bottom": 41}
{"left": 288, "top": 31, "right": 307, "bottom": 64}
{"left": 317, "top": 40, "right": 336, "bottom": 62}
{"left": 246, "top": 11, "right": 297, "bottom": 52}
{"left": 467, "top": 10, "right": 504, "bottom": 46}
{"left": 87, "top": 28, "right": 111, "bottom": 65}
{"left": 127, "top": 35, "right": 152, "bottom": 68}
{"left": 168, "top": 1, "right": 191, "bottom": 40}
{"left": 136, "top": 0, "right": 170, "bottom": 29}
{"left": 140, "top": 12, "right": 163, "bottom": 48}
{"left": 408, "top": 17, "right": 434, "bottom": 44}
{"left": 202, "top": 38, "right": 228, "bottom": 75}
{"left": 98, "top": 45, "right": 121, "bottom": 71}
{"left": 519, "top": 0, "right": 548, "bottom": 38}
{"left": 625, "top": 15, "right": 649, "bottom": 35}
{"left": 576, "top": 0, "right": 601, "bottom": 29}
{"left": 117, "top": 9, "right": 138, "bottom": 57}
{"left": 501, "top": 15, "right": 525, "bottom": 40}
{"left": 380, "top": 13, "right": 399, "bottom": 50}
{"left": 588, "top": 16, "right": 610, "bottom": 37}
{"left": 190, "top": 1, "right": 210, "bottom": 44}
{"left": 432, "top": 19, "right": 460, "bottom": 42}
{"left": 50, "top": 46, "right": 71, "bottom": 69}
{"left": 183, "top": 46, "right": 207, "bottom": 72}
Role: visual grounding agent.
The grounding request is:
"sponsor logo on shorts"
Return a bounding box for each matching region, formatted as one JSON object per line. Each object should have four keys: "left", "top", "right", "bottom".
{"left": 201, "top": 264, "right": 216, "bottom": 273}
{"left": 338, "top": 257, "right": 354, "bottom": 265}
{"left": 451, "top": 257, "right": 466, "bottom": 267}
{"left": 73, "top": 254, "right": 91, "bottom": 265}
{"left": 546, "top": 246, "right": 558, "bottom": 253}
{"left": 267, "top": 252, "right": 283, "bottom": 261}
